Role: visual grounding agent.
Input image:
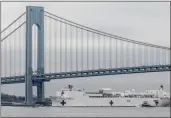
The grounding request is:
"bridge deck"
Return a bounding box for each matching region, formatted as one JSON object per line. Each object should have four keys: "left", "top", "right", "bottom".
{"left": 1, "top": 65, "right": 170, "bottom": 84}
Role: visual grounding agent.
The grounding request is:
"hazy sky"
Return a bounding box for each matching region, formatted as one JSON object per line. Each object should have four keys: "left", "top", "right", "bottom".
{"left": 1, "top": 2, "right": 170, "bottom": 96}
{"left": 1, "top": 2, "right": 170, "bottom": 47}
{"left": 1, "top": 2, "right": 170, "bottom": 76}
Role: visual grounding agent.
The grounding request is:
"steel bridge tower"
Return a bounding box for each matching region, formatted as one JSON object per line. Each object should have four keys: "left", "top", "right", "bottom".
{"left": 25, "top": 6, "right": 44, "bottom": 106}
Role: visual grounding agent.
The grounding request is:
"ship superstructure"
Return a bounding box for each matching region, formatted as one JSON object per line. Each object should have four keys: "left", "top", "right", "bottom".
{"left": 49, "top": 84, "right": 170, "bottom": 107}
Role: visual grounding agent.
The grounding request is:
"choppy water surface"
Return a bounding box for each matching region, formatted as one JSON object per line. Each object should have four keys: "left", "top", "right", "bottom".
{"left": 2, "top": 106, "right": 170, "bottom": 117}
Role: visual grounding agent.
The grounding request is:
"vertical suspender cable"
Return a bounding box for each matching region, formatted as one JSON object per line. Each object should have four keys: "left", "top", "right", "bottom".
{"left": 127, "top": 42, "right": 130, "bottom": 67}
{"left": 54, "top": 19, "right": 57, "bottom": 72}
{"left": 13, "top": 25, "right": 15, "bottom": 75}
{"left": 76, "top": 27, "right": 78, "bottom": 71}
{"left": 98, "top": 35, "right": 100, "bottom": 69}
{"left": 123, "top": 41, "right": 125, "bottom": 67}
{"left": 49, "top": 18, "right": 51, "bottom": 73}
{"left": 60, "top": 21, "right": 62, "bottom": 72}
{"left": 70, "top": 25, "right": 72, "bottom": 71}
{"left": 155, "top": 48, "right": 157, "bottom": 65}
{"left": 14, "top": 24, "right": 17, "bottom": 76}
{"left": 153, "top": 48, "right": 155, "bottom": 65}
{"left": 137, "top": 44, "right": 139, "bottom": 66}
{"left": 149, "top": 47, "right": 152, "bottom": 66}
{"left": 103, "top": 36, "right": 106, "bottom": 69}
{"left": 144, "top": 46, "right": 146, "bottom": 66}
{"left": 4, "top": 33, "right": 7, "bottom": 76}
{"left": 34, "top": 22, "right": 37, "bottom": 73}
{"left": 92, "top": 33, "right": 94, "bottom": 70}
{"left": 109, "top": 37, "right": 112, "bottom": 69}
{"left": 132, "top": 43, "right": 135, "bottom": 67}
{"left": 147, "top": 46, "right": 148, "bottom": 66}
{"left": 159, "top": 48, "right": 161, "bottom": 65}
{"left": 65, "top": 23, "right": 67, "bottom": 72}
{"left": 81, "top": 28, "right": 83, "bottom": 70}
{"left": 87, "top": 31, "right": 89, "bottom": 70}
{"left": 116, "top": 39, "right": 117, "bottom": 68}
{"left": 19, "top": 19, "right": 22, "bottom": 75}
{"left": 120, "top": 40, "right": 122, "bottom": 67}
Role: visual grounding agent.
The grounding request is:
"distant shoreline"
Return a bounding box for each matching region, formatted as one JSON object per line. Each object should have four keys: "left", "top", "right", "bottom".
{"left": 1, "top": 93, "right": 25, "bottom": 103}
{"left": 1, "top": 93, "right": 52, "bottom": 106}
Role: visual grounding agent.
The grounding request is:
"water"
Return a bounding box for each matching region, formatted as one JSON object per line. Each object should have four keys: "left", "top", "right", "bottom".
{"left": 1, "top": 72, "right": 170, "bottom": 117}
{"left": 1, "top": 106, "right": 170, "bottom": 117}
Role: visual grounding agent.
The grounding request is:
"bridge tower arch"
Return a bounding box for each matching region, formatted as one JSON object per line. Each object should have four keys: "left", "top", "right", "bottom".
{"left": 25, "top": 6, "right": 44, "bottom": 106}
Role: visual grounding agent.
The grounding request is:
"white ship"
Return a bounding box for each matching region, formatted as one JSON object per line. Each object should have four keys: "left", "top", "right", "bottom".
{"left": 49, "top": 84, "right": 170, "bottom": 107}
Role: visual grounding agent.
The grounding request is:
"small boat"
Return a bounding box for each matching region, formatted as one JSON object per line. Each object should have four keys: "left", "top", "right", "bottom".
{"left": 141, "top": 101, "right": 153, "bottom": 107}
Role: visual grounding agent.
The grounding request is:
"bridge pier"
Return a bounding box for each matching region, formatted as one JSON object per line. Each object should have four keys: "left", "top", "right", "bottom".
{"left": 25, "top": 6, "right": 44, "bottom": 106}
{"left": 25, "top": 68, "right": 33, "bottom": 106}
{"left": 37, "top": 82, "right": 44, "bottom": 102}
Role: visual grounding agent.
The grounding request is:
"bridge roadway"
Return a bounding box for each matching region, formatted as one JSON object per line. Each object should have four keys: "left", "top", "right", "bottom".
{"left": 1, "top": 64, "right": 171, "bottom": 85}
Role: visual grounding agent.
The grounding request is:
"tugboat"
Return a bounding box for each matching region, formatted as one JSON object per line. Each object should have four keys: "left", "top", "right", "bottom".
{"left": 141, "top": 101, "right": 153, "bottom": 107}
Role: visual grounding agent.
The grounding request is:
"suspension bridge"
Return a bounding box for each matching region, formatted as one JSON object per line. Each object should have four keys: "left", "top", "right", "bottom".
{"left": 1, "top": 6, "right": 170, "bottom": 106}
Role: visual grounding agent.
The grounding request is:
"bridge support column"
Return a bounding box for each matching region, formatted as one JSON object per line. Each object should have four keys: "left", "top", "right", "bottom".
{"left": 25, "top": 6, "right": 44, "bottom": 106}
{"left": 37, "top": 82, "right": 44, "bottom": 102}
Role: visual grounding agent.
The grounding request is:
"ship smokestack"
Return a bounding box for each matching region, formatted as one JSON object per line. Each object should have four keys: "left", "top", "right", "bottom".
{"left": 68, "top": 84, "right": 73, "bottom": 91}
{"left": 160, "top": 84, "right": 163, "bottom": 90}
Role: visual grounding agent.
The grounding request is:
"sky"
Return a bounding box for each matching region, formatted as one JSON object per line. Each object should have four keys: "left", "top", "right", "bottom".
{"left": 1, "top": 2, "right": 170, "bottom": 47}
{"left": 1, "top": 2, "right": 170, "bottom": 75}
{"left": 1, "top": 2, "right": 170, "bottom": 96}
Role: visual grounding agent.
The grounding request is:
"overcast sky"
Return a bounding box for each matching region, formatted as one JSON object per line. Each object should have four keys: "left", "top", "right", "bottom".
{"left": 1, "top": 2, "right": 170, "bottom": 76}
{"left": 1, "top": 2, "right": 170, "bottom": 47}
{"left": 1, "top": 2, "right": 170, "bottom": 97}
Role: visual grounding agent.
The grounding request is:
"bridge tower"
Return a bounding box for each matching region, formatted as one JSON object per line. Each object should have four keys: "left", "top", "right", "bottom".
{"left": 25, "top": 6, "right": 44, "bottom": 105}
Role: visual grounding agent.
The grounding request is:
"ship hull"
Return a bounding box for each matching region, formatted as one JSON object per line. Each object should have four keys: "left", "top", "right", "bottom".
{"left": 49, "top": 85, "right": 170, "bottom": 107}
{"left": 49, "top": 96, "right": 170, "bottom": 107}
